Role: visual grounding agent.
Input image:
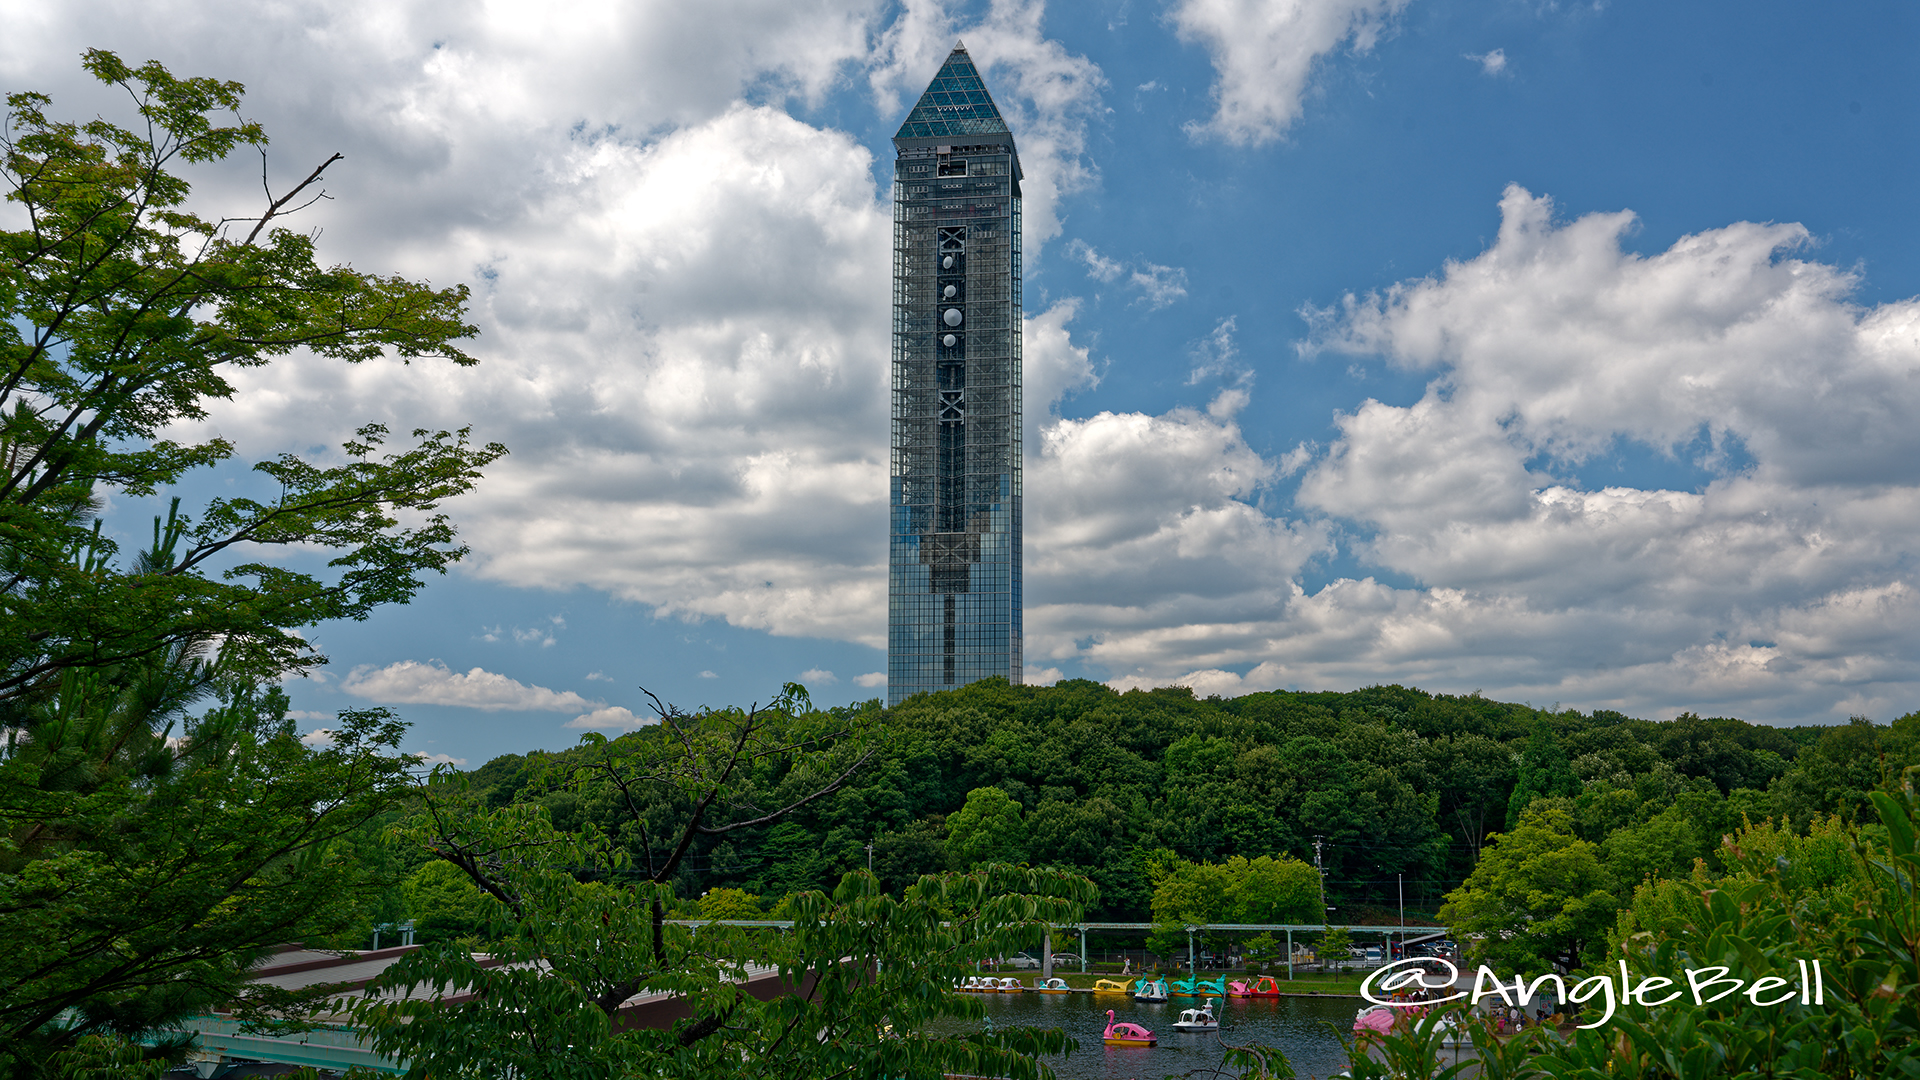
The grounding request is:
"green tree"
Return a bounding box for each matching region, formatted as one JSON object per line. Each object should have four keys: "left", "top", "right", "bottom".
{"left": 1148, "top": 854, "right": 1321, "bottom": 926}
{"left": 747, "top": 820, "right": 829, "bottom": 897}
{"left": 871, "top": 814, "right": 948, "bottom": 895}
{"left": 1146, "top": 853, "right": 1319, "bottom": 958}
{"left": 1, "top": 50, "right": 502, "bottom": 705}
{"left": 1316, "top": 926, "right": 1353, "bottom": 971}
{"left": 0, "top": 51, "right": 498, "bottom": 1073}
{"left": 402, "top": 859, "right": 492, "bottom": 943}
{"left": 1768, "top": 717, "right": 1892, "bottom": 829}
{"left": 0, "top": 683, "right": 417, "bottom": 1073}
{"left": 1887, "top": 710, "right": 1920, "bottom": 774}
{"left": 1146, "top": 853, "right": 1230, "bottom": 957}
{"left": 1504, "top": 717, "right": 1580, "bottom": 830}
{"left": 1226, "top": 854, "right": 1323, "bottom": 924}
{"left": 1652, "top": 712, "right": 1795, "bottom": 793}
{"left": 359, "top": 690, "right": 1098, "bottom": 1079}
{"left": 1424, "top": 732, "right": 1515, "bottom": 865}
{"left": 362, "top": 859, "right": 1094, "bottom": 1080}
{"left": 1544, "top": 775, "right": 1920, "bottom": 1078}
{"left": 946, "top": 786, "right": 1028, "bottom": 870}
{"left": 1598, "top": 794, "right": 1727, "bottom": 899}
{"left": 1440, "top": 799, "right": 1616, "bottom": 973}
{"left": 695, "top": 887, "right": 765, "bottom": 920}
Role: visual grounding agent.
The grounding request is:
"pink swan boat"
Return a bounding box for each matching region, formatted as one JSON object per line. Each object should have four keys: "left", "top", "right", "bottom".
{"left": 1103, "top": 1009, "right": 1157, "bottom": 1047}
{"left": 1353, "top": 1005, "right": 1397, "bottom": 1035}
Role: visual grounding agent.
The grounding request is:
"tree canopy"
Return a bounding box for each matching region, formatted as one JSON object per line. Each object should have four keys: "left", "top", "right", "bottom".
{"left": 1, "top": 49, "right": 502, "bottom": 705}
{"left": 459, "top": 678, "right": 1919, "bottom": 943}
{"left": 359, "top": 690, "right": 1095, "bottom": 1079}
{"left": 947, "top": 786, "right": 1028, "bottom": 870}
{"left": 0, "top": 51, "right": 498, "bottom": 1074}
{"left": 1439, "top": 799, "right": 1617, "bottom": 973}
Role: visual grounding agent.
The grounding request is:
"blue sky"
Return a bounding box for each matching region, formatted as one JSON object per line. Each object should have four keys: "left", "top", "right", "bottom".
{"left": 7, "top": 0, "right": 1916, "bottom": 765}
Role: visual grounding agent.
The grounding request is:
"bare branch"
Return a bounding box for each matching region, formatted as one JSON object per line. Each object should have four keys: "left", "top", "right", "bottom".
{"left": 242, "top": 151, "right": 343, "bottom": 246}
{"left": 695, "top": 746, "right": 878, "bottom": 837}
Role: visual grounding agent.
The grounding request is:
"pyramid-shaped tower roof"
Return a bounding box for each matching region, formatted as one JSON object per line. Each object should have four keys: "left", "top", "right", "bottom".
{"left": 894, "top": 43, "right": 1012, "bottom": 141}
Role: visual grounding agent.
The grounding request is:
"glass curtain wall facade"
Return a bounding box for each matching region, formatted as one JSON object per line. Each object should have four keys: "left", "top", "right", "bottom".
{"left": 888, "top": 44, "right": 1023, "bottom": 706}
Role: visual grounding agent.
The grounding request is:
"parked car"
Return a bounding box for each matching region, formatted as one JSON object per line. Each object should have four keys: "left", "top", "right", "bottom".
{"left": 1049, "top": 953, "right": 1081, "bottom": 965}
{"left": 1005, "top": 952, "right": 1041, "bottom": 969}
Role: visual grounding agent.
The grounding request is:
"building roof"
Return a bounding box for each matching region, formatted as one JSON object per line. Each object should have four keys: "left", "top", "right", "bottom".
{"left": 893, "top": 43, "right": 1011, "bottom": 141}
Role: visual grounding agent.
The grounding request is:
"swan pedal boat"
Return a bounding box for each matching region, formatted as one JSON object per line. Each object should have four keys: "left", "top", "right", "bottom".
{"left": 1229, "top": 975, "right": 1284, "bottom": 998}
{"left": 1355, "top": 1003, "right": 1463, "bottom": 1044}
{"left": 1132, "top": 977, "right": 1170, "bottom": 1003}
{"left": 993, "top": 977, "right": 1023, "bottom": 992}
{"left": 1092, "top": 978, "right": 1135, "bottom": 995}
{"left": 1414, "top": 1010, "right": 1468, "bottom": 1047}
{"left": 1032, "top": 977, "right": 1071, "bottom": 994}
{"left": 1354, "top": 1005, "right": 1399, "bottom": 1035}
{"left": 1171, "top": 997, "right": 1221, "bottom": 1033}
{"left": 1172, "top": 975, "right": 1228, "bottom": 997}
{"left": 957, "top": 976, "right": 996, "bottom": 993}
{"left": 1103, "top": 1010, "right": 1157, "bottom": 1047}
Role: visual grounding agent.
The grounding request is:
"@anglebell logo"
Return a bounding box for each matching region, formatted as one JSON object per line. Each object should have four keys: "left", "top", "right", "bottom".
{"left": 1358, "top": 956, "right": 1828, "bottom": 1029}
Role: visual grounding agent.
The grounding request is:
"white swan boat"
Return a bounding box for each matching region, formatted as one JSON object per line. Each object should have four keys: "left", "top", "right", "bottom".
{"left": 1171, "top": 997, "right": 1220, "bottom": 1032}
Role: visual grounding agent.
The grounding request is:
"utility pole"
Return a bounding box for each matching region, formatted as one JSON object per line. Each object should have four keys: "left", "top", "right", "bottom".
{"left": 1313, "top": 836, "right": 1329, "bottom": 918}
{"left": 865, "top": 841, "right": 874, "bottom": 873}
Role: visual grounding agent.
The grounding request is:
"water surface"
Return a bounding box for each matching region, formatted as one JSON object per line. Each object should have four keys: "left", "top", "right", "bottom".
{"left": 926, "top": 991, "right": 1362, "bottom": 1080}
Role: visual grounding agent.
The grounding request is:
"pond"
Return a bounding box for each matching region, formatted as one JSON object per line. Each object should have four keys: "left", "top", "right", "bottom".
{"left": 924, "top": 991, "right": 1362, "bottom": 1080}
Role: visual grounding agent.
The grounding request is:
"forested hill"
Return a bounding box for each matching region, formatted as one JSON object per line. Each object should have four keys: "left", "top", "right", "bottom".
{"left": 461, "top": 679, "right": 1919, "bottom": 922}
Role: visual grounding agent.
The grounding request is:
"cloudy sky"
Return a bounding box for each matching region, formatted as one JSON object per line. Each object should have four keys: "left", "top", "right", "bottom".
{"left": 9, "top": 0, "right": 1915, "bottom": 764}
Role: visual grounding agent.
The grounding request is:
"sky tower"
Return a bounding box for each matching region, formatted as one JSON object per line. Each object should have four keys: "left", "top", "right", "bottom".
{"left": 887, "top": 44, "right": 1023, "bottom": 706}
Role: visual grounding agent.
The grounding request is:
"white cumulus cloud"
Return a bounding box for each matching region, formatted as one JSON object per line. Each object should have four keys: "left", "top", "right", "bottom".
{"left": 343, "top": 660, "right": 602, "bottom": 712}
{"left": 1130, "top": 263, "right": 1190, "bottom": 310}
{"left": 25, "top": 1, "right": 1915, "bottom": 728}
{"left": 1115, "top": 184, "right": 1920, "bottom": 721}
{"left": 566, "top": 706, "right": 652, "bottom": 730}
{"left": 1068, "top": 239, "right": 1126, "bottom": 283}
{"left": 1170, "top": 0, "right": 1412, "bottom": 146}
{"left": 1024, "top": 392, "right": 1331, "bottom": 670}
{"left": 41, "top": 0, "right": 1109, "bottom": 658}
{"left": 1065, "top": 241, "right": 1187, "bottom": 308}
{"left": 1466, "top": 48, "right": 1507, "bottom": 76}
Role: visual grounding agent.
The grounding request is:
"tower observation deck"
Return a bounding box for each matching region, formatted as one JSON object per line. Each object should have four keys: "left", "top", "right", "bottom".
{"left": 887, "top": 44, "right": 1023, "bottom": 705}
